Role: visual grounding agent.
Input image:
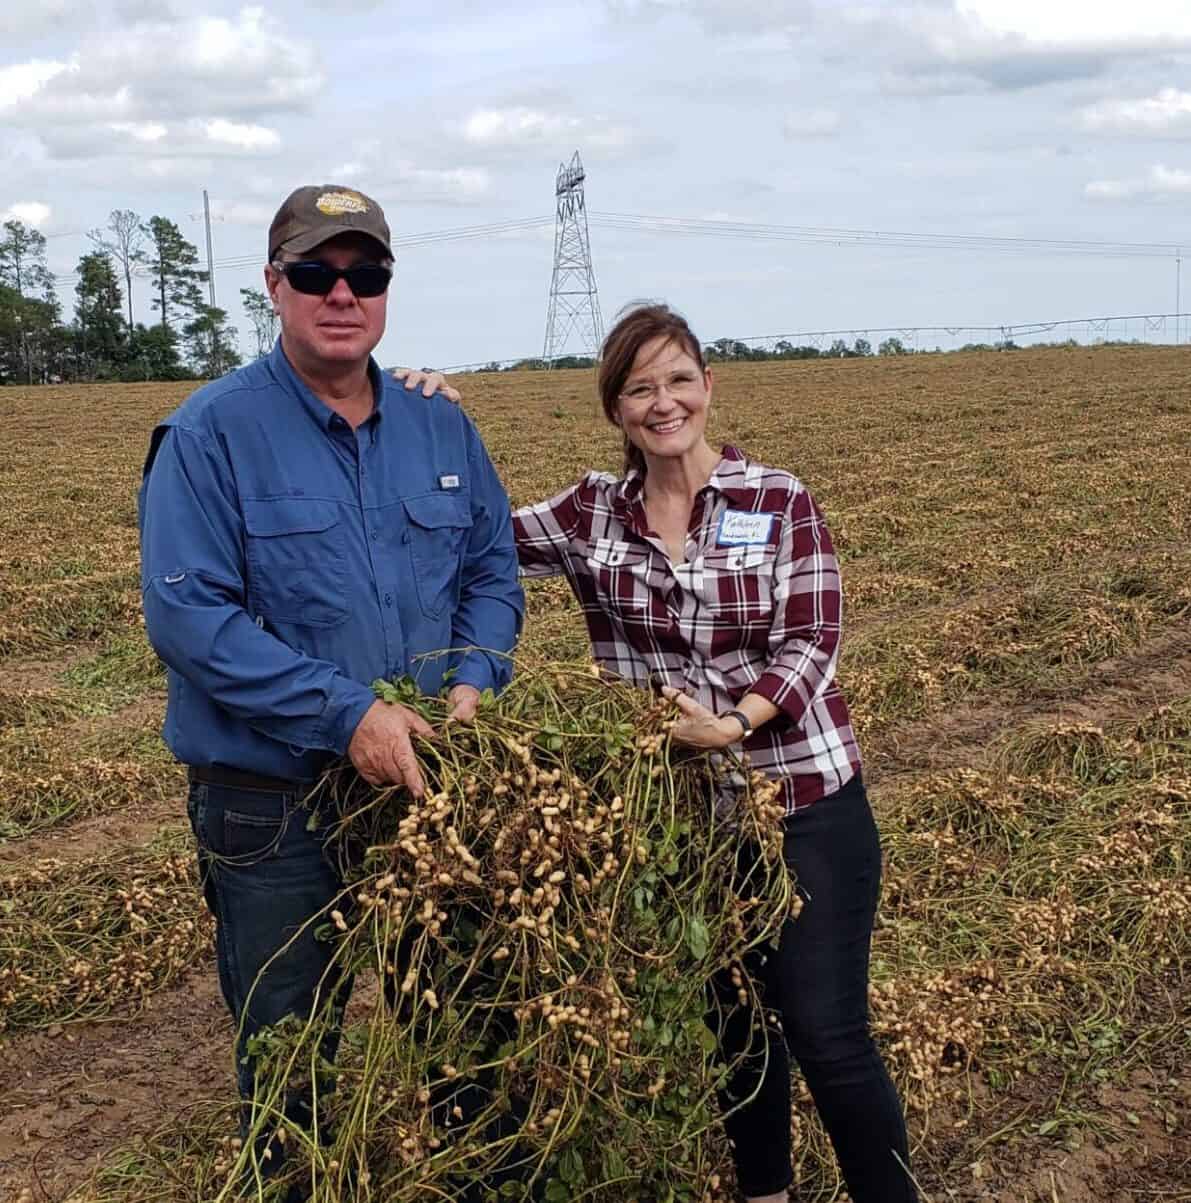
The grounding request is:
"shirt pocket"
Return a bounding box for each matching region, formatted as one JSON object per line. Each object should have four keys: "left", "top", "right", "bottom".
{"left": 698, "top": 543, "right": 777, "bottom": 625}
{"left": 403, "top": 493, "right": 474, "bottom": 620}
{"left": 243, "top": 498, "right": 348, "bottom": 629}
{"left": 584, "top": 538, "right": 663, "bottom": 631}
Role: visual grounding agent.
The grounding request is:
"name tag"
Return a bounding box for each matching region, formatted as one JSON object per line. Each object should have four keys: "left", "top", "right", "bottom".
{"left": 439, "top": 474, "right": 460, "bottom": 489}
{"left": 717, "top": 510, "right": 774, "bottom": 546}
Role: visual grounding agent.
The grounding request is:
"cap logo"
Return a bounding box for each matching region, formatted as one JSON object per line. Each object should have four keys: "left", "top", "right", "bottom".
{"left": 315, "top": 190, "right": 368, "bottom": 216}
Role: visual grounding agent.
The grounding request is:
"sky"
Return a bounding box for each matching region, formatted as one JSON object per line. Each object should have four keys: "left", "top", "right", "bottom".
{"left": 3, "top": 0, "right": 1191, "bottom": 367}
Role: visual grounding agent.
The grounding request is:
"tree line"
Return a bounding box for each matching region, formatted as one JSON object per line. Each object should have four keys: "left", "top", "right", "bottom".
{"left": 0, "top": 210, "right": 278, "bottom": 385}
{"left": 468, "top": 337, "right": 926, "bottom": 373}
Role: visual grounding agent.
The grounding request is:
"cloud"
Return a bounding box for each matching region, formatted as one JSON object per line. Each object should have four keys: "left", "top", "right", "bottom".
{"left": 1085, "top": 163, "right": 1191, "bottom": 199}
{"left": 782, "top": 108, "right": 841, "bottom": 139}
{"left": 462, "top": 107, "right": 573, "bottom": 146}
{"left": 209, "top": 200, "right": 276, "bottom": 227}
{"left": 613, "top": 1, "right": 1191, "bottom": 93}
{"left": 1079, "top": 88, "right": 1191, "bottom": 138}
{"left": 323, "top": 147, "right": 493, "bottom": 206}
{"left": 956, "top": 0, "right": 1191, "bottom": 45}
{"left": 458, "top": 105, "right": 644, "bottom": 156}
{"left": 2, "top": 0, "right": 97, "bottom": 43}
{"left": 0, "top": 201, "right": 52, "bottom": 226}
{"left": 205, "top": 119, "right": 282, "bottom": 152}
{"left": 0, "top": 60, "right": 71, "bottom": 109}
{"left": 877, "top": 4, "right": 1191, "bottom": 94}
{"left": 2, "top": 6, "right": 324, "bottom": 134}
{"left": 35, "top": 117, "right": 284, "bottom": 162}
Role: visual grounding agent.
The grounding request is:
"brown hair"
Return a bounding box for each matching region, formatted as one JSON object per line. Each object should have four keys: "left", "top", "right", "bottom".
{"left": 597, "top": 302, "right": 706, "bottom": 477}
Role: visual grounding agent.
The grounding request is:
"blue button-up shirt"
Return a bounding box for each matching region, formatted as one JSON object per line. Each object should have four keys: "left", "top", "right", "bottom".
{"left": 138, "top": 341, "right": 524, "bottom": 782}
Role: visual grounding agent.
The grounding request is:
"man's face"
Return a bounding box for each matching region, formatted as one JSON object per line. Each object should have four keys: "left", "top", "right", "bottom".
{"left": 264, "top": 233, "right": 389, "bottom": 369}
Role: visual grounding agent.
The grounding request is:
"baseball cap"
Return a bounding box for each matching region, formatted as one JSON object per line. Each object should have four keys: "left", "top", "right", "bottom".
{"left": 268, "top": 185, "right": 394, "bottom": 261}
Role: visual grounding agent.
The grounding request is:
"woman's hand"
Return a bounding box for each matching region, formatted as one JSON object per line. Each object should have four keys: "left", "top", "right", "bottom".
{"left": 660, "top": 686, "right": 746, "bottom": 749}
{"left": 392, "top": 367, "right": 462, "bottom": 404}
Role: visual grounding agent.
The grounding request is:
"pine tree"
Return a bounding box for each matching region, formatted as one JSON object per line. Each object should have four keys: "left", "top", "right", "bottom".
{"left": 0, "top": 220, "right": 56, "bottom": 383}
{"left": 74, "top": 251, "right": 127, "bottom": 378}
{"left": 185, "top": 304, "right": 241, "bottom": 378}
{"left": 142, "top": 216, "right": 205, "bottom": 334}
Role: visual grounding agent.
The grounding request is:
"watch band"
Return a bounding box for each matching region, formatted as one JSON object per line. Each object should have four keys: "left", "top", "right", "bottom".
{"left": 722, "top": 708, "right": 752, "bottom": 738}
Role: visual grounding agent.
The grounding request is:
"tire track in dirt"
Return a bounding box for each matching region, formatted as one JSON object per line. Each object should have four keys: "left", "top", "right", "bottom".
{"left": 863, "top": 626, "right": 1191, "bottom": 788}
{"left": 0, "top": 966, "right": 230, "bottom": 1201}
{"left": 0, "top": 794, "right": 184, "bottom": 870}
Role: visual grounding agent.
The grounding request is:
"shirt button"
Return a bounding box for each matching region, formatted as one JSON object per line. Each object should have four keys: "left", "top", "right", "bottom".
{"left": 371, "top": 529, "right": 380, "bottom": 541}
{"left": 255, "top": 615, "right": 264, "bottom": 628}
{"left": 384, "top": 593, "right": 393, "bottom": 607}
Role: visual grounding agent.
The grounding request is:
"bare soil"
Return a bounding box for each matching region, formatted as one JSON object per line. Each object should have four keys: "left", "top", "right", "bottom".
{"left": 0, "top": 792, "right": 182, "bottom": 870}
{"left": 865, "top": 627, "right": 1191, "bottom": 786}
{"left": 0, "top": 967, "right": 229, "bottom": 1201}
{"left": 0, "top": 650, "right": 91, "bottom": 694}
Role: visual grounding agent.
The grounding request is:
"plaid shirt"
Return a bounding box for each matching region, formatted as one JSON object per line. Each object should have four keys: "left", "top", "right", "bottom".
{"left": 513, "top": 446, "right": 860, "bottom": 814}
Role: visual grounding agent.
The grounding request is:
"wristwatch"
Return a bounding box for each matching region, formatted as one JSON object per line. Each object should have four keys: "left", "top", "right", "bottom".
{"left": 721, "top": 709, "right": 752, "bottom": 739}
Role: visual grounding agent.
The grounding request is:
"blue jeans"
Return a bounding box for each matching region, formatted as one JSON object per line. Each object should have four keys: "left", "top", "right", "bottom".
{"left": 712, "top": 774, "right": 915, "bottom": 1200}
{"left": 186, "top": 780, "right": 351, "bottom": 1119}
{"left": 188, "top": 778, "right": 538, "bottom": 1199}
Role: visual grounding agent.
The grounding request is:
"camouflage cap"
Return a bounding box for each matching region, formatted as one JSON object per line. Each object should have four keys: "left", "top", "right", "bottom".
{"left": 268, "top": 185, "right": 393, "bottom": 261}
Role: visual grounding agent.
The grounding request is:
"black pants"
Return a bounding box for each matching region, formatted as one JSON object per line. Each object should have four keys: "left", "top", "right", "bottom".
{"left": 712, "top": 774, "right": 914, "bottom": 1200}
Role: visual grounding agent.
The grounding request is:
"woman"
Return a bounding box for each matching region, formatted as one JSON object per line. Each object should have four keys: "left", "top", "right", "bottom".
{"left": 400, "top": 304, "right": 913, "bottom": 1201}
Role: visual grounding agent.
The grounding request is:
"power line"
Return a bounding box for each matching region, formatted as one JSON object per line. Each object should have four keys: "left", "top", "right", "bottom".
{"left": 49, "top": 215, "right": 555, "bottom": 286}
{"left": 588, "top": 211, "right": 1183, "bottom": 260}
{"left": 46, "top": 206, "right": 1188, "bottom": 293}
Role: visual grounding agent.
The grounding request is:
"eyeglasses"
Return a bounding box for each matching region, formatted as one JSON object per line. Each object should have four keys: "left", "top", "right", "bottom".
{"left": 272, "top": 260, "right": 392, "bottom": 298}
{"left": 618, "top": 371, "right": 704, "bottom": 405}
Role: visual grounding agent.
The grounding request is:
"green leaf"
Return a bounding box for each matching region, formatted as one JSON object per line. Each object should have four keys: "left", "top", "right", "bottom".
{"left": 1037, "top": 1119, "right": 1059, "bottom": 1135}
{"left": 686, "top": 917, "right": 710, "bottom": 960}
{"left": 558, "top": 1147, "right": 585, "bottom": 1186}
{"left": 544, "top": 1179, "right": 570, "bottom": 1201}
{"left": 603, "top": 1148, "right": 626, "bottom": 1179}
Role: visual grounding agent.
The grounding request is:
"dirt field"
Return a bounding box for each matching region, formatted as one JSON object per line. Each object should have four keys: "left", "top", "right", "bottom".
{"left": 1, "top": 347, "right": 1188, "bottom": 1202}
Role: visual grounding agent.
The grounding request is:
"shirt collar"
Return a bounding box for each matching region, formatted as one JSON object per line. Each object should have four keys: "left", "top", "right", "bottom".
{"left": 703, "top": 444, "right": 754, "bottom": 506}
{"left": 613, "top": 444, "right": 752, "bottom": 517}
{"left": 268, "top": 338, "right": 385, "bottom": 434}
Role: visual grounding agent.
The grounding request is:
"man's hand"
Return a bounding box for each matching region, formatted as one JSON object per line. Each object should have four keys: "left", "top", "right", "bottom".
{"left": 445, "top": 683, "right": 482, "bottom": 725}
{"left": 347, "top": 700, "right": 435, "bottom": 795}
{"left": 392, "top": 366, "right": 462, "bottom": 405}
{"left": 660, "top": 686, "right": 744, "bottom": 750}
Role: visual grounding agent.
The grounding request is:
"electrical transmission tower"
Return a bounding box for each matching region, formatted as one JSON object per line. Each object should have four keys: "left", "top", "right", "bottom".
{"left": 543, "top": 151, "right": 603, "bottom": 362}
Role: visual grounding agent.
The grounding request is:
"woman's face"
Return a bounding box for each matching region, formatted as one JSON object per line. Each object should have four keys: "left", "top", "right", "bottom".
{"left": 615, "top": 336, "right": 712, "bottom": 463}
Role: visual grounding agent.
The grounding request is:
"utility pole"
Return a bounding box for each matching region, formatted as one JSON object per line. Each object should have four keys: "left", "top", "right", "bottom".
{"left": 543, "top": 152, "right": 603, "bottom": 365}
{"left": 202, "top": 189, "right": 217, "bottom": 308}
{"left": 202, "top": 189, "right": 223, "bottom": 376}
{"left": 1176, "top": 250, "right": 1182, "bottom": 346}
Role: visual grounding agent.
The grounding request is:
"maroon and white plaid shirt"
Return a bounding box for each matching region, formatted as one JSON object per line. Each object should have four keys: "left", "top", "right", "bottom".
{"left": 513, "top": 446, "right": 861, "bottom": 814}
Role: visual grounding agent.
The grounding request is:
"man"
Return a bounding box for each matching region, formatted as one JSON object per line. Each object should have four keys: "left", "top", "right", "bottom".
{"left": 137, "top": 185, "right": 523, "bottom": 1149}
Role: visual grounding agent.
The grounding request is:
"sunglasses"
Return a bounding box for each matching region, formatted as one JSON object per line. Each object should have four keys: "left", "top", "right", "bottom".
{"left": 273, "top": 260, "right": 392, "bottom": 298}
